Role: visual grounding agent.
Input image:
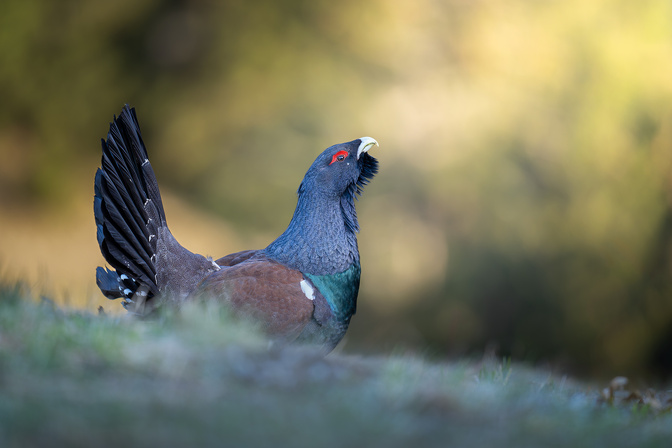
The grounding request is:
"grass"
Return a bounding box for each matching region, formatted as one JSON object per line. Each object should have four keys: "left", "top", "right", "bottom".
{"left": 1, "top": 282, "right": 671, "bottom": 448}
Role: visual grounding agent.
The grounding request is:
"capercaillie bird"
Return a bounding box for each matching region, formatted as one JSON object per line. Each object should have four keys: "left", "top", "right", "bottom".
{"left": 94, "top": 105, "right": 379, "bottom": 353}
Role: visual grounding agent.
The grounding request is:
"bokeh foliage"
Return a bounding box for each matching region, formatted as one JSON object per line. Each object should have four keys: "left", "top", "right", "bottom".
{"left": 1, "top": 0, "right": 671, "bottom": 378}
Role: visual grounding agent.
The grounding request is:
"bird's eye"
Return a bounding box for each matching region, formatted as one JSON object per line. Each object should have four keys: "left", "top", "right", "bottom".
{"left": 329, "top": 150, "right": 349, "bottom": 165}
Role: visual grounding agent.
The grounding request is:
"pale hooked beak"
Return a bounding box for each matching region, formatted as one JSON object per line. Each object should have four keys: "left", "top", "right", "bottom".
{"left": 356, "top": 137, "right": 379, "bottom": 160}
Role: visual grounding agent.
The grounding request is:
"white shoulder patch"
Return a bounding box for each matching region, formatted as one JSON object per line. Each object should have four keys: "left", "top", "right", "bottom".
{"left": 300, "top": 279, "right": 315, "bottom": 301}
{"left": 209, "top": 257, "right": 221, "bottom": 271}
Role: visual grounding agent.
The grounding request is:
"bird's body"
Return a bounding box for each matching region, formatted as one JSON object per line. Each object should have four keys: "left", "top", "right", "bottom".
{"left": 94, "top": 105, "right": 378, "bottom": 352}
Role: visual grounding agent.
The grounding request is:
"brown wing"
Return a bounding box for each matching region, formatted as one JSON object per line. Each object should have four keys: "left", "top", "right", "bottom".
{"left": 194, "top": 258, "right": 315, "bottom": 339}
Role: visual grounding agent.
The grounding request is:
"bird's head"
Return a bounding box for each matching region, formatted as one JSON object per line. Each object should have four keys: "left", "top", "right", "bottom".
{"left": 265, "top": 137, "right": 380, "bottom": 269}
{"left": 300, "top": 137, "right": 379, "bottom": 199}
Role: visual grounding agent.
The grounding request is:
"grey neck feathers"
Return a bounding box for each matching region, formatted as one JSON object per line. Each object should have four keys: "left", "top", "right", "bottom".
{"left": 264, "top": 186, "right": 359, "bottom": 276}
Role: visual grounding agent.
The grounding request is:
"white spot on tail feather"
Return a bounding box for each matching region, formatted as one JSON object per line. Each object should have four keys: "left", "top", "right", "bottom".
{"left": 123, "top": 288, "right": 132, "bottom": 296}
{"left": 300, "top": 280, "right": 315, "bottom": 301}
{"left": 148, "top": 234, "right": 155, "bottom": 242}
{"left": 120, "top": 274, "right": 128, "bottom": 281}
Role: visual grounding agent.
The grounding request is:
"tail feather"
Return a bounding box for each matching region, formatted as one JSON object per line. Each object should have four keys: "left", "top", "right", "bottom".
{"left": 93, "top": 170, "right": 105, "bottom": 247}
{"left": 100, "top": 152, "right": 149, "bottom": 236}
{"left": 96, "top": 266, "right": 147, "bottom": 310}
{"left": 109, "top": 107, "right": 167, "bottom": 224}
{"left": 98, "top": 167, "right": 156, "bottom": 274}
{"left": 96, "top": 267, "right": 121, "bottom": 299}
{"left": 94, "top": 105, "right": 163, "bottom": 301}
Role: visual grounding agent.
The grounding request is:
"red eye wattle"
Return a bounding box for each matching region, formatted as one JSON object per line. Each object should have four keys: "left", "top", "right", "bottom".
{"left": 329, "top": 150, "right": 349, "bottom": 165}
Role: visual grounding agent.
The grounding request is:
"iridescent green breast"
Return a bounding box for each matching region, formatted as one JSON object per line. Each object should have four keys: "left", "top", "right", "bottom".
{"left": 304, "top": 263, "right": 360, "bottom": 322}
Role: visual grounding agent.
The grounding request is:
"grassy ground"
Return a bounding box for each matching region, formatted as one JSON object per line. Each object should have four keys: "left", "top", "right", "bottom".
{"left": 0, "top": 283, "right": 671, "bottom": 448}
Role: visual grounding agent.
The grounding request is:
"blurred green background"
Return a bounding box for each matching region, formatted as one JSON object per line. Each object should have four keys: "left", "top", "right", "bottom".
{"left": 1, "top": 0, "right": 671, "bottom": 379}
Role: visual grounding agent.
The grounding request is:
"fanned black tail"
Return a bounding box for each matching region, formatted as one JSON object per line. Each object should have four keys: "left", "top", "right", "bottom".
{"left": 94, "top": 105, "right": 164, "bottom": 310}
